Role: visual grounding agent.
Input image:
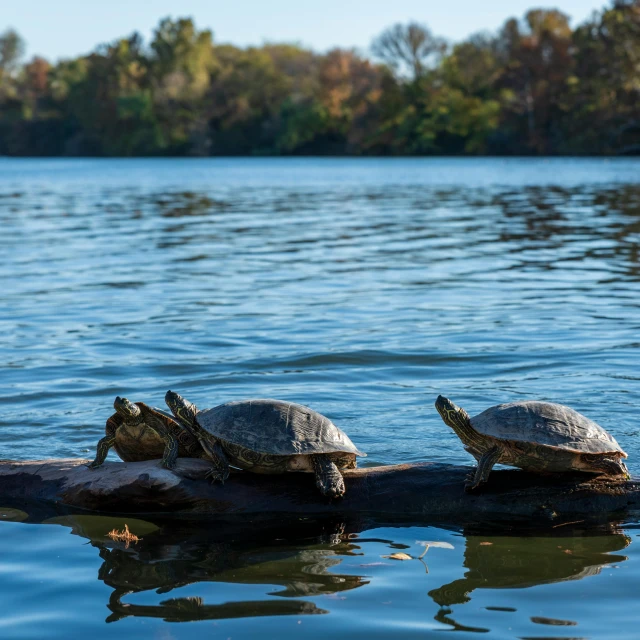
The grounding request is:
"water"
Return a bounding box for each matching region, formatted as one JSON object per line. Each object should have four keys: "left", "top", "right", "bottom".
{"left": 1, "top": 157, "right": 639, "bottom": 638}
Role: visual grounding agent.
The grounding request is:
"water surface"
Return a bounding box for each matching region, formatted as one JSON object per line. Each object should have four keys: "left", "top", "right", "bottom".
{"left": 1, "top": 157, "right": 639, "bottom": 638}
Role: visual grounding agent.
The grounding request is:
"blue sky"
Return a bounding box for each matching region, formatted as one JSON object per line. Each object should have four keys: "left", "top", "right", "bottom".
{"left": 6, "top": 0, "right": 607, "bottom": 61}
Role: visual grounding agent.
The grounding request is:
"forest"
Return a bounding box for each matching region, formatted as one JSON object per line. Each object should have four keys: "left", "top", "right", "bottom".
{"left": 0, "top": 1, "right": 638, "bottom": 156}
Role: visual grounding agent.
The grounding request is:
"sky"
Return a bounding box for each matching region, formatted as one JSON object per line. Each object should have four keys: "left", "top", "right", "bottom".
{"left": 5, "top": 0, "right": 608, "bottom": 61}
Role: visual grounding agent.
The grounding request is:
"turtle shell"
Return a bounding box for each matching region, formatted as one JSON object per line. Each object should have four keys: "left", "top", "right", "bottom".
{"left": 471, "top": 401, "right": 627, "bottom": 456}
{"left": 195, "top": 399, "right": 365, "bottom": 457}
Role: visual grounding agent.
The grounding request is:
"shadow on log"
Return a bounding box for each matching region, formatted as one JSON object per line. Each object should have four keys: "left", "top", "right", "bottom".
{"left": 0, "top": 458, "right": 638, "bottom": 526}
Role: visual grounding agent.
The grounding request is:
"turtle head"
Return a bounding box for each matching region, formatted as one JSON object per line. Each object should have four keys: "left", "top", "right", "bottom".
{"left": 165, "top": 390, "right": 198, "bottom": 427}
{"left": 113, "top": 396, "right": 142, "bottom": 422}
{"left": 435, "top": 395, "right": 472, "bottom": 433}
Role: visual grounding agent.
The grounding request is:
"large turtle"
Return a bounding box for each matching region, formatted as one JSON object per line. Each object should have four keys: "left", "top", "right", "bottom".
{"left": 435, "top": 395, "right": 629, "bottom": 490}
{"left": 88, "top": 396, "right": 207, "bottom": 470}
{"left": 165, "top": 391, "right": 366, "bottom": 498}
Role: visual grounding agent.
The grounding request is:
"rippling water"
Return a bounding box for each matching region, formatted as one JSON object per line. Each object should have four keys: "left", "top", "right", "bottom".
{"left": 1, "top": 158, "right": 639, "bottom": 638}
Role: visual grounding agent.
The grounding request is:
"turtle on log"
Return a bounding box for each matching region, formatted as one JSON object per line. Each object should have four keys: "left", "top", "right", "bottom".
{"left": 165, "top": 391, "right": 366, "bottom": 498}
{"left": 435, "top": 395, "right": 628, "bottom": 491}
{"left": 88, "top": 397, "right": 207, "bottom": 470}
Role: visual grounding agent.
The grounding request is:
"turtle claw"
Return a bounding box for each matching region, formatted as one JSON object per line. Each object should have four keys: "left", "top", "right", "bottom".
{"left": 205, "top": 467, "right": 229, "bottom": 485}
{"left": 464, "top": 470, "right": 481, "bottom": 492}
{"left": 321, "top": 485, "right": 345, "bottom": 500}
{"left": 322, "top": 479, "right": 346, "bottom": 499}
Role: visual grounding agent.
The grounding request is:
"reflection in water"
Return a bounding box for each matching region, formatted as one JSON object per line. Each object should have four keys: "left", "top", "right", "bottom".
{"left": 106, "top": 594, "right": 326, "bottom": 623}
{"left": 428, "top": 527, "right": 630, "bottom": 633}
{"left": 433, "top": 607, "right": 490, "bottom": 634}
{"left": 429, "top": 528, "right": 630, "bottom": 607}
{"left": 53, "top": 515, "right": 366, "bottom": 623}
{"left": 31, "top": 512, "right": 633, "bottom": 629}
{"left": 530, "top": 615, "right": 578, "bottom": 626}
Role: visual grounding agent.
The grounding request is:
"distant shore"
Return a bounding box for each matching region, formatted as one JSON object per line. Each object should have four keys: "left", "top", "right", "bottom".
{"left": 1, "top": 4, "right": 638, "bottom": 158}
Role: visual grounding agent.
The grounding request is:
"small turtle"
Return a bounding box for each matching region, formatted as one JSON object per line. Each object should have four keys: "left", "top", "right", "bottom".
{"left": 165, "top": 391, "right": 366, "bottom": 498}
{"left": 435, "top": 395, "right": 629, "bottom": 490}
{"left": 88, "top": 396, "right": 206, "bottom": 470}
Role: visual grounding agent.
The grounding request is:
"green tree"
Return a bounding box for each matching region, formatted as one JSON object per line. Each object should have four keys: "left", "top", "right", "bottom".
{"left": 0, "top": 5, "right": 639, "bottom": 156}
{"left": 59, "top": 33, "right": 160, "bottom": 155}
{"left": 0, "top": 29, "right": 25, "bottom": 98}
{"left": 149, "top": 18, "right": 216, "bottom": 154}
{"left": 209, "top": 44, "right": 309, "bottom": 154}
{"left": 568, "top": 1, "right": 640, "bottom": 153}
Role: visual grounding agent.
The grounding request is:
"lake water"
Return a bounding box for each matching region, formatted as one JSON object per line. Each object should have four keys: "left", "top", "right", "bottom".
{"left": 1, "top": 157, "right": 639, "bottom": 638}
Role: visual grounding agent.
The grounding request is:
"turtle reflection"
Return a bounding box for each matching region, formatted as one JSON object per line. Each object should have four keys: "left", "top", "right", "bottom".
{"left": 107, "top": 593, "right": 327, "bottom": 623}
{"left": 429, "top": 527, "right": 630, "bottom": 608}
{"left": 63, "top": 516, "right": 367, "bottom": 623}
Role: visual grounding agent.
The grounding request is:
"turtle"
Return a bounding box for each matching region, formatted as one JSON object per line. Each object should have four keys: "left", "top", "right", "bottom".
{"left": 164, "top": 390, "right": 366, "bottom": 498}
{"left": 435, "top": 395, "right": 629, "bottom": 491}
{"left": 88, "top": 396, "right": 207, "bottom": 470}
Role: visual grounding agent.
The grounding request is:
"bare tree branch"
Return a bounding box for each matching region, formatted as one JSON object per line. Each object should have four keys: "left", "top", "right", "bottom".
{"left": 371, "top": 22, "right": 446, "bottom": 81}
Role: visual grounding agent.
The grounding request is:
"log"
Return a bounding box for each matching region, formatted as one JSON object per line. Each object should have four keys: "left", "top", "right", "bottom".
{"left": 1, "top": 457, "right": 639, "bottom": 526}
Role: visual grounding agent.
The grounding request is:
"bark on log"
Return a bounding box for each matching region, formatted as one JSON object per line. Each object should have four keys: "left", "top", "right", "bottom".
{"left": 0, "top": 458, "right": 638, "bottom": 525}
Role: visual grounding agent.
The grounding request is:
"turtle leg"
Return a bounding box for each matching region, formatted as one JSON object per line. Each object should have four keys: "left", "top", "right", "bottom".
{"left": 311, "top": 455, "right": 346, "bottom": 498}
{"left": 201, "top": 439, "right": 231, "bottom": 484}
{"left": 142, "top": 417, "right": 180, "bottom": 470}
{"left": 88, "top": 435, "right": 117, "bottom": 469}
{"left": 160, "top": 432, "right": 180, "bottom": 470}
{"left": 187, "top": 431, "right": 230, "bottom": 483}
{"left": 465, "top": 445, "right": 502, "bottom": 491}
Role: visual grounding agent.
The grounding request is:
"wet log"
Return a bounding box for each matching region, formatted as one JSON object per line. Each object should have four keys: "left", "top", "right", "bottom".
{"left": 0, "top": 458, "right": 638, "bottom": 525}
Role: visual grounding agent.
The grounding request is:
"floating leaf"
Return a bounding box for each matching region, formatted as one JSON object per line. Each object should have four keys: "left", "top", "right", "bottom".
{"left": 416, "top": 540, "right": 454, "bottom": 549}
{"left": 382, "top": 552, "right": 413, "bottom": 561}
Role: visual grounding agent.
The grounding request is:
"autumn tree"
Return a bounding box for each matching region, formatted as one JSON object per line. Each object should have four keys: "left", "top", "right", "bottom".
{"left": 207, "top": 44, "right": 299, "bottom": 153}
{"left": 275, "top": 48, "right": 384, "bottom": 154}
{"left": 493, "top": 10, "right": 573, "bottom": 153}
{"left": 0, "top": 5, "right": 638, "bottom": 156}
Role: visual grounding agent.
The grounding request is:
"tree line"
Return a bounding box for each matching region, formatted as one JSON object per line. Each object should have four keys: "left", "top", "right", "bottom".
{"left": 0, "top": 1, "right": 638, "bottom": 156}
